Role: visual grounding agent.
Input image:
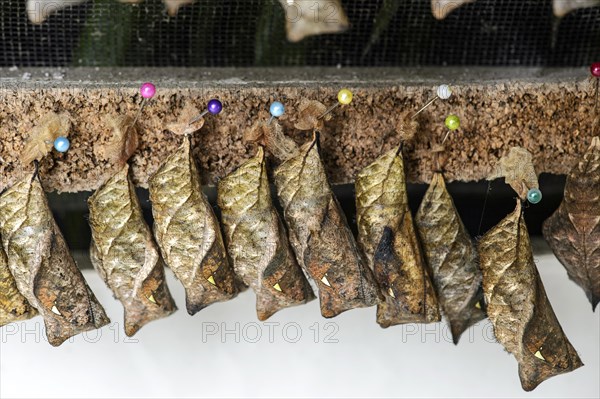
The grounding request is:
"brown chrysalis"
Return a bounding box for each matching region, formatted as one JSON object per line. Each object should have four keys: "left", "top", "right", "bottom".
{"left": 356, "top": 147, "right": 440, "bottom": 327}
{"left": 543, "top": 137, "right": 600, "bottom": 310}
{"left": 273, "top": 133, "right": 381, "bottom": 318}
{"left": 431, "top": 0, "right": 476, "bottom": 20}
{"left": 0, "top": 173, "right": 109, "bottom": 346}
{"left": 218, "top": 147, "right": 314, "bottom": 320}
{"left": 89, "top": 163, "right": 177, "bottom": 336}
{"left": 415, "top": 172, "right": 485, "bottom": 342}
{"left": 149, "top": 137, "right": 238, "bottom": 315}
{"left": 479, "top": 200, "right": 583, "bottom": 391}
{"left": 0, "top": 235, "right": 37, "bottom": 327}
{"left": 277, "top": 0, "right": 349, "bottom": 42}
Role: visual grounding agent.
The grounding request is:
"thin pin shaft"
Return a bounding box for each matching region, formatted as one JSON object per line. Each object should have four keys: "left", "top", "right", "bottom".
{"left": 189, "top": 109, "right": 209, "bottom": 126}
{"left": 441, "top": 130, "right": 451, "bottom": 145}
{"left": 267, "top": 115, "right": 275, "bottom": 125}
{"left": 593, "top": 78, "right": 599, "bottom": 136}
{"left": 411, "top": 96, "right": 439, "bottom": 119}
{"left": 132, "top": 98, "right": 148, "bottom": 127}
{"left": 318, "top": 102, "right": 340, "bottom": 119}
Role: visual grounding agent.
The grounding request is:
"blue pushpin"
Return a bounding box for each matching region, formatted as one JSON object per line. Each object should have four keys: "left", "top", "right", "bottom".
{"left": 54, "top": 136, "right": 70, "bottom": 153}
{"left": 268, "top": 101, "right": 285, "bottom": 124}
{"left": 527, "top": 188, "right": 542, "bottom": 204}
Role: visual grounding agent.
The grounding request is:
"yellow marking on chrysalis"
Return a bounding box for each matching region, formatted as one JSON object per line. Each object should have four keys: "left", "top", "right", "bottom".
{"left": 148, "top": 294, "right": 156, "bottom": 304}
{"left": 388, "top": 287, "right": 395, "bottom": 298}
{"left": 207, "top": 275, "right": 216, "bottom": 285}
{"left": 475, "top": 302, "right": 481, "bottom": 309}
{"left": 321, "top": 275, "right": 331, "bottom": 287}
{"left": 534, "top": 348, "right": 545, "bottom": 361}
{"left": 273, "top": 283, "right": 282, "bottom": 292}
{"left": 51, "top": 305, "right": 62, "bottom": 315}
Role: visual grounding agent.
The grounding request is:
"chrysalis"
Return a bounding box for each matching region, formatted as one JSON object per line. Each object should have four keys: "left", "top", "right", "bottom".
{"left": 149, "top": 137, "right": 238, "bottom": 315}
{"left": 431, "top": 0, "right": 475, "bottom": 20}
{"left": 479, "top": 200, "right": 583, "bottom": 391}
{"left": 0, "top": 237, "right": 37, "bottom": 327}
{"left": 356, "top": 147, "right": 440, "bottom": 327}
{"left": 415, "top": 172, "right": 485, "bottom": 343}
{"left": 218, "top": 147, "right": 314, "bottom": 320}
{"left": 543, "top": 137, "right": 600, "bottom": 310}
{"left": 553, "top": 0, "right": 599, "bottom": 18}
{"left": 0, "top": 173, "right": 109, "bottom": 346}
{"left": 89, "top": 163, "right": 176, "bottom": 336}
{"left": 274, "top": 133, "right": 380, "bottom": 318}
{"left": 277, "top": 0, "right": 349, "bottom": 42}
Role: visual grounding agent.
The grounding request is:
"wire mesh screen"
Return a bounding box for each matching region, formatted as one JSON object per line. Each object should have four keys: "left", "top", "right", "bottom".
{"left": 0, "top": 0, "right": 599, "bottom": 68}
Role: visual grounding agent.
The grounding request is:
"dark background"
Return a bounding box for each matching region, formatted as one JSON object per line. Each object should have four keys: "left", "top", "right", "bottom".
{"left": 0, "top": 0, "right": 599, "bottom": 67}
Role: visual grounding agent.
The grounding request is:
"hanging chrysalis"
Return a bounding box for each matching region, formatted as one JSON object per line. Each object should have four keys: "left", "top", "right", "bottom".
{"left": 277, "top": 0, "right": 349, "bottom": 42}
{"left": 0, "top": 113, "right": 109, "bottom": 346}
{"left": 273, "top": 133, "right": 381, "bottom": 317}
{"left": 431, "top": 0, "right": 475, "bottom": 20}
{"left": 478, "top": 147, "right": 583, "bottom": 391}
{"left": 543, "top": 137, "right": 600, "bottom": 310}
{"left": 218, "top": 147, "right": 314, "bottom": 320}
{"left": 356, "top": 146, "right": 440, "bottom": 327}
{"left": 149, "top": 103, "right": 239, "bottom": 314}
{"left": 553, "top": 0, "right": 599, "bottom": 18}
{"left": 0, "top": 237, "right": 37, "bottom": 327}
{"left": 414, "top": 114, "right": 485, "bottom": 343}
{"left": 89, "top": 88, "right": 176, "bottom": 336}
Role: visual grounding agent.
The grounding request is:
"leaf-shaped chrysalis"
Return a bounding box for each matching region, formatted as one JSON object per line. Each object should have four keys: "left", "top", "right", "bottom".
{"left": 415, "top": 172, "right": 485, "bottom": 343}
{"left": 0, "top": 174, "right": 109, "bottom": 346}
{"left": 274, "top": 134, "right": 381, "bottom": 318}
{"left": 218, "top": 147, "right": 314, "bottom": 320}
{"left": 543, "top": 137, "right": 600, "bottom": 310}
{"left": 479, "top": 200, "right": 583, "bottom": 391}
{"left": 149, "top": 137, "right": 239, "bottom": 315}
{"left": 0, "top": 232, "right": 37, "bottom": 327}
{"left": 356, "top": 147, "right": 440, "bottom": 327}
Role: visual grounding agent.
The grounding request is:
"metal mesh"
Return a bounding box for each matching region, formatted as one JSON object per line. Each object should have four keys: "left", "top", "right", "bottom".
{"left": 0, "top": 0, "right": 599, "bottom": 67}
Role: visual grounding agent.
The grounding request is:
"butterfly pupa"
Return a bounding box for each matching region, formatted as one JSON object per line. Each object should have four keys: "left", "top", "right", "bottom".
{"left": 543, "top": 137, "right": 600, "bottom": 310}
{"left": 218, "top": 146, "right": 314, "bottom": 320}
{"left": 0, "top": 240, "right": 37, "bottom": 327}
{"left": 415, "top": 172, "right": 485, "bottom": 343}
{"left": 149, "top": 136, "right": 239, "bottom": 315}
{"left": 88, "top": 116, "right": 176, "bottom": 336}
{"left": 356, "top": 146, "right": 440, "bottom": 327}
{"left": 277, "top": 0, "right": 349, "bottom": 42}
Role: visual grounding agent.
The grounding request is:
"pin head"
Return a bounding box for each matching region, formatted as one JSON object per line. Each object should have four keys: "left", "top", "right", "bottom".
{"left": 140, "top": 83, "right": 156, "bottom": 99}
{"left": 527, "top": 188, "right": 542, "bottom": 204}
{"left": 207, "top": 99, "right": 223, "bottom": 115}
{"left": 54, "top": 136, "right": 70, "bottom": 153}
{"left": 337, "top": 89, "right": 353, "bottom": 105}
{"left": 437, "top": 84, "right": 452, "bottom": 100}
{"left": 270, "top": 101, "right": 285, "bottom": 118}
{"left": 591, "top": 62, "right": 600, "bottom": 78}
{"left": 445, "top": 114, "right": 460, "bottom": 131}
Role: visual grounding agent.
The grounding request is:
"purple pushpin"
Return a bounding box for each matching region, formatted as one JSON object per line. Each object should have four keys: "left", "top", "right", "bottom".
{"left": 189, "top": 99, "right": 223, "bottom": 125}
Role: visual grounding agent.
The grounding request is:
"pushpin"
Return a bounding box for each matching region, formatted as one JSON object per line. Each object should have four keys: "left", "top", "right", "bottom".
{"left": 268, "top": 101, "right": 285, "bottom": 124}
{"left": 188, "top": 99, "right": 223, "bottom": 125}
{"left": 412, "top": 84, "right": 453, "bottom": 119}
{"left": 318, "top": 89, "right": 353, "bottom": 119}
{"left": 53, "top": 136, "right": 70, "bottom": 153}
{"left": 527, "top": 188, "right": 542, "bottom": 204}
{"left": 441, "top": 114, "right": 460, "bottom": 144}
{"left": 133, "top": 82, "right": 156, "bottom": 125}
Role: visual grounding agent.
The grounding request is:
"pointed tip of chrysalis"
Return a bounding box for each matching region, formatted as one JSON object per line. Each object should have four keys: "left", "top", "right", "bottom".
{"left": 591, "top": 297, "right": 599, "bottom": 312}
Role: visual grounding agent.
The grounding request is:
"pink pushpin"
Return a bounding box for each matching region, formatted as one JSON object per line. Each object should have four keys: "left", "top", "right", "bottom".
{"left": 133, "top": 82, "right": 156, "bottom": 125}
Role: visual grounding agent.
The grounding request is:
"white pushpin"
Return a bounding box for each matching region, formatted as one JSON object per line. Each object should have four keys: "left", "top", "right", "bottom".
{"left": 412, "top": 84, "right": 452, "bottom": 119}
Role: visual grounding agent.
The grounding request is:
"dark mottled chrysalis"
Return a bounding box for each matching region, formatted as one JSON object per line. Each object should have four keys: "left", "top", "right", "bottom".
{"left": 415, "top": 172, "right": 485, "bottom": 342}
{"left": 149, "top": 136, "right": 239, "bottom": 315}
{"left": 274, "top": 133, "right": 381, "bottom": 318}
{"left": 356, "top": 147, "right": 440, "bottom": 327}
{"left": 218, "top": 147, "right": 314, "bottom": 320}
{"left": 543, "top": 137, "right": 600, "bottom": 310}
{"left": 0, "top": 173, "right": 109, "bottom": 346}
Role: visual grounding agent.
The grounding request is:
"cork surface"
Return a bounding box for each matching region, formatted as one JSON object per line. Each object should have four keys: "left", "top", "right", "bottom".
{"left": 0, "top": 67, "right": 596, "bottom": 193}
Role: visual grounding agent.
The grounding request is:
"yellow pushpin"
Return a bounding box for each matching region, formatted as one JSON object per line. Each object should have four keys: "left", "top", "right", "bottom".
{"left": 318, "top": 88, "right": 353, "bottom": 119}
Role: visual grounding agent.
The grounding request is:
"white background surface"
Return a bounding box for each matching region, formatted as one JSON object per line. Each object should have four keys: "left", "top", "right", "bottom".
{"left": 1, "top": 241, "right": 599, "bottom": 399}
